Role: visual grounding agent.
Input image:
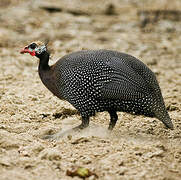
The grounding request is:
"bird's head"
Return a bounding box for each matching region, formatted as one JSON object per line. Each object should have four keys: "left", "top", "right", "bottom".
{"left": 20, "top": 41, "right": 47, "bottom": 57}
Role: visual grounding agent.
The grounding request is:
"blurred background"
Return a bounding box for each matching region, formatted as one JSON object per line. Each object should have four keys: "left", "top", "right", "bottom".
{"left": 0, "top": 0, "right": 181, "bottom": 179}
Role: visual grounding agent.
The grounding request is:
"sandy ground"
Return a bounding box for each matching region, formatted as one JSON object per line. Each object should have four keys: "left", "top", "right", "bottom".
{"left": 0, "top": 0, "right": 181, "bottom": 179}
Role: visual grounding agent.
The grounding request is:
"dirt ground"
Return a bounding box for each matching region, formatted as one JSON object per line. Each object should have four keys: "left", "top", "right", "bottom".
{"left": 0, "top": 0, "right": 181, "bottom": 179}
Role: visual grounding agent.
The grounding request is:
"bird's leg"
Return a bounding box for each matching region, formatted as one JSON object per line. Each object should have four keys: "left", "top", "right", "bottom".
{"left": 73, "top": 116, "right": 90, "bottom": 130}
{"left": 108, "top": 110, "right": 118, "bottom": 130}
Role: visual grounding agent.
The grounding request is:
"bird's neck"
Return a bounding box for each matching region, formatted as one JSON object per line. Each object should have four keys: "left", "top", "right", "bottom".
{"left": 37, "top": 51, "right": 57, "bottom": 97}
{"left": 37, "top": 51, "right": 64, "bottom": 100}
{"left": 38, "top": 51, "right": 50, "bottom": 71}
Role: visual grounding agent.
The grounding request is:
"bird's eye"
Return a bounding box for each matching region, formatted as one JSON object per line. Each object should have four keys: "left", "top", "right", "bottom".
{"left": 29, "top": 43, "right": 37, "bottom": 49}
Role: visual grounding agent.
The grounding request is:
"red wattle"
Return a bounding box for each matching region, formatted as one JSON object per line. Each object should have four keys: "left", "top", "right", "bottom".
{"left": 30, "top": 51, "right": 36, "bottom": 56}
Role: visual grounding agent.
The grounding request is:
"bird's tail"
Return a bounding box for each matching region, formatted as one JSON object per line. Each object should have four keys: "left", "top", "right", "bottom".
{"left": 155, "top": 109, "right": 174, "bottom": 130}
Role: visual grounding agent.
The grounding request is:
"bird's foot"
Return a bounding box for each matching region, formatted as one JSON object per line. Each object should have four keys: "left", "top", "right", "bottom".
{"left": 42, "top": 124, "right": 89, "bottom": 141}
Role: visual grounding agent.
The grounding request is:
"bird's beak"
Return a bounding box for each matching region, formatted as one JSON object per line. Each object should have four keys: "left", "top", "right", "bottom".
{"left": 20, "top": 47, "right": 29, "bottom": 54}
{"left": 20, "top": 47, "right": 36, "bottom": 56}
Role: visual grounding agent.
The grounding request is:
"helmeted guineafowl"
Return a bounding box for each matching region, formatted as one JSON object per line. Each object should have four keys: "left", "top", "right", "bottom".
{"left": 20, "top": 41, "right": 174, "bottom": 134}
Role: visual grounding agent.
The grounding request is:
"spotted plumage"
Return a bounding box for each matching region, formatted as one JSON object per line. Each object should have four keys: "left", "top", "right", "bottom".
{"left": 20, "top": 42, "right": 174, "bottom": 131}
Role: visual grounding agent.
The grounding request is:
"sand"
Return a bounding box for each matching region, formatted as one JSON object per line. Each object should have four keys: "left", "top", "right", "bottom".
{"left": 0, "top": 0, "right": 181, "bottom": 179}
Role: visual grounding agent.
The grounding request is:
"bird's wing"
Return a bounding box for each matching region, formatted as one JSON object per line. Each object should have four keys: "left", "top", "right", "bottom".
{"left": 98, "top": 57, "right": 150, "bottom": 100}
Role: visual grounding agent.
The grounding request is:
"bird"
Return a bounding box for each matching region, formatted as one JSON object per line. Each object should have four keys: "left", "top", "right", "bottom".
{"left": 20, "top": 41, "right": 174, "bottom": 135}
